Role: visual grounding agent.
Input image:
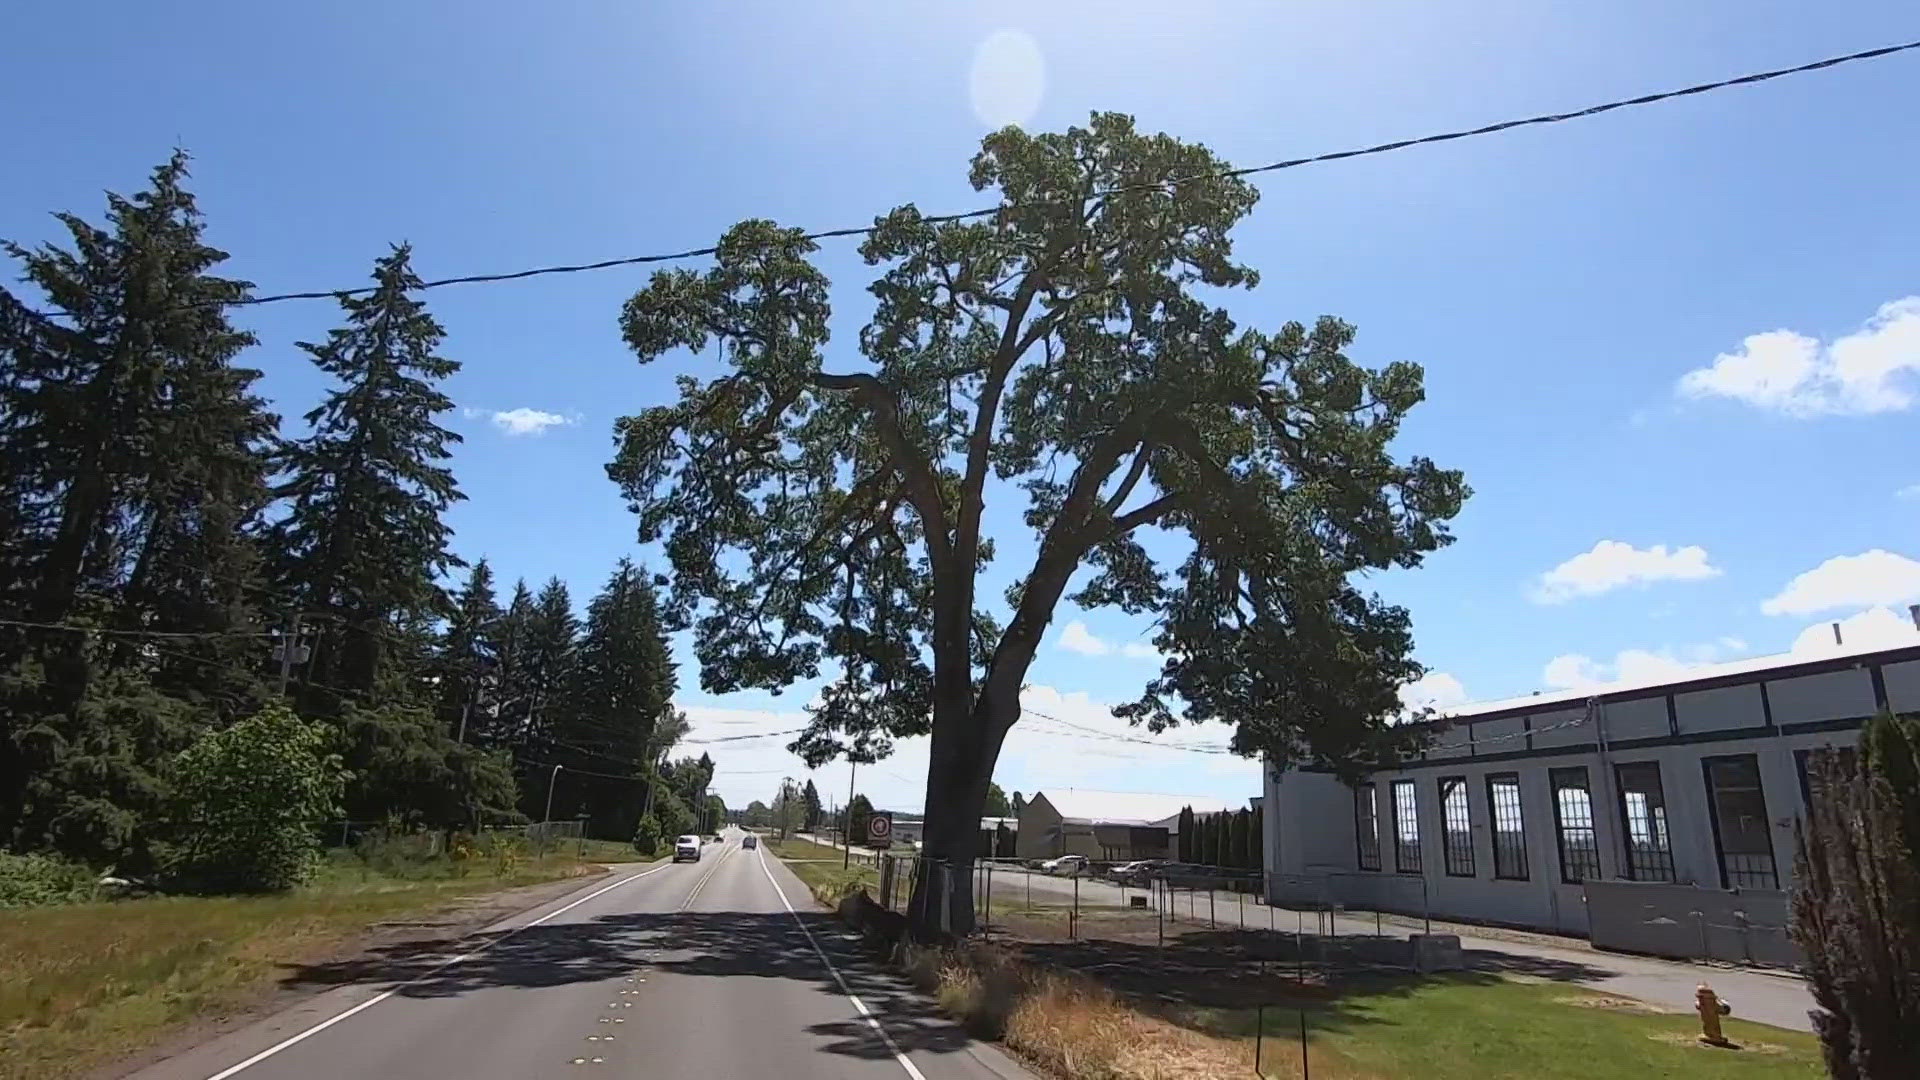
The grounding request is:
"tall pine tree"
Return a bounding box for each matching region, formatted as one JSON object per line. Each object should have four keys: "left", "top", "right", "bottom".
{"left": 0, "top": 153, "right": 275, "bottom": 866}
{"left": 487, "top": 580, "right": 536, "bottom": 748}
{"left": 266, "top": 244, "right": 464, "bottom": 708}
{"left": 551, "top": 559, "right": 676, "bottom": 838}
{"left": 437, "top": 559, "right": 500, "bottom": 742}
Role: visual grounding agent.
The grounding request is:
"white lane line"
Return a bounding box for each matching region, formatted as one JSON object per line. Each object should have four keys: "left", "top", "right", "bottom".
{"left": 756, "top": 847, "right": 928, "bottom": 1080}
{"left": 200, "top": 862, "right": 673, "bottom": 1080}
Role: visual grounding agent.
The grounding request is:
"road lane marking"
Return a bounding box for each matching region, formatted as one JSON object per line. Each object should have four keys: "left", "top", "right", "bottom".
{"left": 755, "top": 848, "right": 928, "bottom": 1080}
{"left": 677, "top": 841, "right": 734, "bottom": 911}
{"left": 199, "top": 862, "right": 672, "bottom": 1080}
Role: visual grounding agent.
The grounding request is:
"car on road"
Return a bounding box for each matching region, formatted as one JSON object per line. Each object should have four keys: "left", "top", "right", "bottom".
{"left": 742, "top": 834, "right": 758, "bottom": 850}
{"left": 673, "top": 834, "right": 702, "bottom": 862}
{"left": 709, "top": 834, "right": 723, "bottom": 843}
{"left": 1040, "top": 854, "right": 1088, "bottom": 876}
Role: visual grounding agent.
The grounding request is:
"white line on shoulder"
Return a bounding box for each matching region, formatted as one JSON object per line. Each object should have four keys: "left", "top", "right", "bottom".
{"left": 755, "top": 847, "right": 928, "bottom": 1080}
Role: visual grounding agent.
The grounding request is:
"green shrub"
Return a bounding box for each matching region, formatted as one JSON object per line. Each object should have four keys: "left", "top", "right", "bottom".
{"left": 170, "top": 704, "right": 345, "bottom": 893}
{"left": 0, "top": 852, "right": 99, "bottom": 908}
{"left": 632, "top": 813, "right": 662, "bottom": 857}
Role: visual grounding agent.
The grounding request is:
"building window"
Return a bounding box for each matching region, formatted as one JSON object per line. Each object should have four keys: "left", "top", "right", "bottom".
{"left": 1614, "top": 762, "right": 1675, "bottom": 882}
{"left": 1703, "top": 754, "right": 1779, "bottom": 890}
{"left": 1486, "top": 773, "right": 1528, "bottom": 880}
{"left": 1439, "top": 777, "right": 1474, "bottom": 876}
{"left": 1353, "top": 784, "right": 1381, "bottom": 871}
{"left": 1795, "top": 746, "right": 1857, "bottom": 818}
{"left": 1392, "top": 779, "right": 1422, "bottom": 874}
{"left": 1550, "top": 767, "right": 1602, "bottom": 884}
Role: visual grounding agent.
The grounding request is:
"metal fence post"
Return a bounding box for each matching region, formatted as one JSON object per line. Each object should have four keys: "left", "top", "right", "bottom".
{"left": 1422, "top": 875, "right": 1431, "bottom": 936}
{"left": 1209, "top": 885, "right": 1216, "bottom": 929}
{"left": 984, "top": 861, "right": 993, "bottom": 932}
{"left": 1071, "top": 873, "right": 1079, "bottom": 941}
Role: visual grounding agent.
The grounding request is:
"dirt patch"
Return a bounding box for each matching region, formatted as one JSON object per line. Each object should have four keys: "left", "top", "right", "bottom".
{"left": 1648, "top": 1030, "right": 1795, "bottom": 1055}
{"left": 1556, "top": 994, "right": 1672, "bottom": 1014}
{"left": 90, "top": 867, "right": 612, "bottom": 1080}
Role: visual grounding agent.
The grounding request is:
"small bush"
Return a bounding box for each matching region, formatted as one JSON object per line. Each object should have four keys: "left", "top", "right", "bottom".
{"left": 169, "top": 705, "right": 344, "bottom": 893}
{"left": 0, "top": 852, "right": 99, "bottom": 908}
{"left": 632, "top": 813, "right": 662, "bottom": 857}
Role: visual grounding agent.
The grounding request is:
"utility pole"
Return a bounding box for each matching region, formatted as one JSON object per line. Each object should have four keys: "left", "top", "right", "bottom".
{"left": 275, "top": 613, "right": 305, "bottom": 696}
{"left": 844, "top": 760, "right": 857, "bottom": 871}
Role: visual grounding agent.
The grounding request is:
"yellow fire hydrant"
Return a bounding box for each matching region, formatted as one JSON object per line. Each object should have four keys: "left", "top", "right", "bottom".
{"left": 1696, "top": 983, "right": 1733, "bottom": 1047}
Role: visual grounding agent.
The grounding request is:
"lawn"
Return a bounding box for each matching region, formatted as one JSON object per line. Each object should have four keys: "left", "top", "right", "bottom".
{"left": 0, "top": 850, "right": 607, "bottom": 1080}
{"left": 1186, "top": 974, "right": 1824, "bottom": 1080}
{"left": 769, "top": 835, "right": 879, "bottom": 905}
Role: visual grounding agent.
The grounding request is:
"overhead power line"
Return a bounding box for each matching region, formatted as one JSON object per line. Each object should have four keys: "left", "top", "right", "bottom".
{"left": 203, "top": 38, "right": 1919, "bottom": 310}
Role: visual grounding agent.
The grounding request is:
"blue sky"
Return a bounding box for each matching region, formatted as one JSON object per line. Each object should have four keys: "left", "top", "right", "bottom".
{"left": 6, "top": 2, "right": 1918, "bottom": 811}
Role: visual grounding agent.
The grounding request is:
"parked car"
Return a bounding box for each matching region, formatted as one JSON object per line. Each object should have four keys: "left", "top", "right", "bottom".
{"left": 1040, "top": 854, "right": 1089, "bottom": 876}
{"left": 1108, "top": 859, "right": 1166, "bottom": 885}
{"left": 673, "top": 834, "right": 702, "bottom": 862}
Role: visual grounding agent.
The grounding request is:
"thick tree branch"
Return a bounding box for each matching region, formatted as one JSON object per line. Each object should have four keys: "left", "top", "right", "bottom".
{"left": 812, "top": 371, "right": 952, "bottom": 570}
{"left": 1108, "top": 492, "right": 1180, "bottom": 537}
{"left": 1103, "top": 443, "right": 1154, "bottom": 517}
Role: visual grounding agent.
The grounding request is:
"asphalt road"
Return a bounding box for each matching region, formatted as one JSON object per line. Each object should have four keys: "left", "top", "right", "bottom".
{"left": 130, "top": 830, "right": 1031, "bottom": 1080}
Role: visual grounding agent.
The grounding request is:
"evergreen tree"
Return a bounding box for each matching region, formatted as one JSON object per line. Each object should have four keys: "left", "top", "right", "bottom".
{"left": 437, "top": 559, "right": 500, "bottom": 741}
{"left": 487, "top": 580, "right": 535, "bottom": 747}
{"left": 1177, "top": 806, "right": 1195, "bottom": 862}
{"left": 1010, "top": 791, "right": 1026, "bottom": 819}
{"left": 520, "top": 578, "right": 578, "bottom": 747}
{"left": 551, "top": 559, "right": 675, "bottom": 838}
{"left": 266, "top": 244, "right": 464, "bottom": 707}
{"left": 0, "top": 153, "right": 275, "bottom": 862}
{"left": 1793, "top": 719, "right": 1920, "bottom": 1077}
{"left": 801, "top": 779, "right": 822, "bottom": 831}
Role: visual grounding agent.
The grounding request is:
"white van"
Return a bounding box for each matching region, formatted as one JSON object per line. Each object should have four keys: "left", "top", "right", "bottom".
{"left": 673, "top": 835, "right": 702, "bottom": 862}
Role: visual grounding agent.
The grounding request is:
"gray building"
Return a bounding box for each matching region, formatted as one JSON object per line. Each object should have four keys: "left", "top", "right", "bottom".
{"left": 1262, "top": 639, "right": 1920, "bottom": 965}
{"left": 1016, "top": 789, "right": 1231, "bottom": 861}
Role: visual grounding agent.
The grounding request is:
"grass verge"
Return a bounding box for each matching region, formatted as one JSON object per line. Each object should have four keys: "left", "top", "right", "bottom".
{"left": 892, "top": 943, "right": 1823, "bottom": 1079}
{"left": 0, "top": 850, "right": 604, "bottom": 1080}
{"left": 769, "top": 835, "right": 878, "bottom": 907}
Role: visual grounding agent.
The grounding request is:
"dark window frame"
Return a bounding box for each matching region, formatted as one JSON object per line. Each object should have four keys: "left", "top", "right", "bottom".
{"left": 1353, "top": 783, "right": 1381, "bottom": 871}
{"left": 1613, "top": 761, "right": 1676, "bottom": 882}
{"left": 1549, "top": 766, "right": 1602, "bottom": 884}
{"left": 1439, "top": 776, "right": 1475, "bottom": 877}
{"left": 1391, "top": 779, "right": 1422, "bottom": 875}
{"left": 1701, "top": 754, "right": 1779, "bottom": 891}
{"left": 1486, "top": 772, "right": 1529, "bottom": 880}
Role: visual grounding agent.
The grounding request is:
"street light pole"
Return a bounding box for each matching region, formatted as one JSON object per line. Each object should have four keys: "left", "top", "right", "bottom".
{"left": 543, "top": 764, "right": 563, "bottom": 823}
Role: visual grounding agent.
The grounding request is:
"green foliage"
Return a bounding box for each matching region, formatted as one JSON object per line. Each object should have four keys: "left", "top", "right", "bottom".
{"left": 847, "top": 794, "right": 875, "bottom": 842}
{"left": 1792, "top": 719, "right": 1920, "bottom": 1079}
{"left": 0, "top": 153, "right": 275, "bottom": 858}
{"left": 983, "top": 782, "right": 1010, "bottom": 818}
{"left": 170, "top": 705, "right": 344, "bottom": 892}
{"left": 1010, "top": 791, "right": 1026, "bottom": 819}
{"left": 802, "top": 779, "right": 823, "bottom": 831}
{"left": 743, "top": 800, "right": 772, "bottom": 828}
{"left": 0, "top": 851, "right": 99, "bottom": 908}
{"left": 631, "top": 812, "right": 661, "bottom": 856}
{"left": 436, "top": 559, "right": 499, "bottom": 738}
{"left": 266, "top": 244, "right": 464, "bottom": 709}
{"left": 1177, "top": 806, "right": 1195, "bottom": 862}
{"left": 608, "top": 115, "right": 1464, "bottom": 936}
{"left": 334, "top": 702, "right": 520, "bottom": 829}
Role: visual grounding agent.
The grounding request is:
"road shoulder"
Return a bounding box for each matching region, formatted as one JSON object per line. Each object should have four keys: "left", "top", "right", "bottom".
{"left": 95, "top": 863, "right": 648, "bottom": 1080}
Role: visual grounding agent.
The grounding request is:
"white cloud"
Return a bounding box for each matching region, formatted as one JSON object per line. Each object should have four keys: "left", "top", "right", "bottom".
{"left": 1055, "top": 620, "right": 1157, "bottom": 660}
{"left": 1676, "top": 297, "right": 1920, "bottom": 416}
{"left": 1789, "top": 606, "right": 1919, "bottom": 654}
{"left": 1400, "top": 671, "right": 1469, "bottom": 712}
{"left": 1898, "top": 484, "right": 1920, "bottom": 501}
{"left": 1541, "top": 635, "right": 1752, "bottom": 692}
{"left": 1530, "top": 540, "right": 1720, "bottom": 604}
{"left": 465, "top": 406, "right": 576, "bottom": 436}
{"left": 1761, "top": 550, "right": 1920, "bottom": 616}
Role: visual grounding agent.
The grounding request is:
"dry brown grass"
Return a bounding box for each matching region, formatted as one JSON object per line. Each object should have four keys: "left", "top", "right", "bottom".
{"left": 903, "top": 940, "right": 1343, "bottom": 1080}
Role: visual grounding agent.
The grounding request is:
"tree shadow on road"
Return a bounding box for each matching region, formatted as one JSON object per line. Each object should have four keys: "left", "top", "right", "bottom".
{"left": 279, "top": 908, "right": 981, "bottom": 1064}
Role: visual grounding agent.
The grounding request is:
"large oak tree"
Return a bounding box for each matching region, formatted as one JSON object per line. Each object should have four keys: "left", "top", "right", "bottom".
{"left": 610, "top": 114, "right": 1465, "bottom": 933}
